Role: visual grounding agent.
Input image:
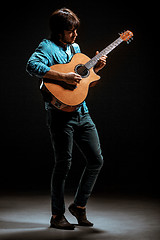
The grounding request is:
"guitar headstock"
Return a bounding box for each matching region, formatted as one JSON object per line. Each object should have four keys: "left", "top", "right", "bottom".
{"left": 120, "top": 30, "right": 133, "bottom": 44}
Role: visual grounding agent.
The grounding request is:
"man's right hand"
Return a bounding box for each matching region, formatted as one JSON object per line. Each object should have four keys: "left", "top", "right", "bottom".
{"left": 64, "top": 72, "right": 82, "bottom": 85}
{"left": 43, "top": 69, "right": 82, "bottom": 85}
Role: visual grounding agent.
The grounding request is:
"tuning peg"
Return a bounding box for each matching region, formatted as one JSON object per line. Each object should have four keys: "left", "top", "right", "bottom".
{"left": 127, "top": 39, "right": 132, "bottom": 44}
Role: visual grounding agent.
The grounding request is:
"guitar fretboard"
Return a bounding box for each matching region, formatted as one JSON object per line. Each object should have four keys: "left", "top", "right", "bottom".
{"left": 85, "top": 37, "right": 123, "bottom": 69}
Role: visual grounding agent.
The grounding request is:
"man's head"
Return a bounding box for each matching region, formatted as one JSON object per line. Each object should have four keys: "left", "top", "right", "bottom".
{"left": 49, "top": 8, "right": 80, "bottom": 45}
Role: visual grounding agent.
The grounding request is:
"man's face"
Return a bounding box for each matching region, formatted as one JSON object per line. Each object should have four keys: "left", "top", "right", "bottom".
{"left": 60, "top": 28, "right": 78, "bottom": 44}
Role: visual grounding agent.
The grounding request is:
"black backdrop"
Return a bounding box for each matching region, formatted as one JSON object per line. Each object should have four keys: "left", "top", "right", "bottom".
{"left": 1, "top": 1, "right": 159, "bottom": 195}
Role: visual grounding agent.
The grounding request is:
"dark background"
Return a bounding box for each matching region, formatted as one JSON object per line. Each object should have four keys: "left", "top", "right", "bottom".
{"left": 1, "top": 1, "right": 159, "bottom": 196}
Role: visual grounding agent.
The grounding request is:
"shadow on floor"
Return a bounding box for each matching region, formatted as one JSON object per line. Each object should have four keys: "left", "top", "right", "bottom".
{"left": 0, "top": 220, "right": 108, "bottom": 240}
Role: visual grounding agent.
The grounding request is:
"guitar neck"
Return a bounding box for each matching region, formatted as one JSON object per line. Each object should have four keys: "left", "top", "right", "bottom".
{"left": 85, "top": 37, "right": 123, "bottom": 69}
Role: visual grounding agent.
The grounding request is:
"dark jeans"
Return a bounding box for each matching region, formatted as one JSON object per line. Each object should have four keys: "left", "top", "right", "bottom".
{"left": 46, "top": 107, "right": 103, "bottom": 215}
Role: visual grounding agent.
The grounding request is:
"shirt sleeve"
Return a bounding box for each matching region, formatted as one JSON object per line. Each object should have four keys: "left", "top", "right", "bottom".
{"left": 26, "top": 40, "right": 52, "bottom": 78}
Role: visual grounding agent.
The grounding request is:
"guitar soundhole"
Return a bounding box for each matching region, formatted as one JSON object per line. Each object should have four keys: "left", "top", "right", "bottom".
{"left": 75, "top": 64, "right": 89, "bottom": 78}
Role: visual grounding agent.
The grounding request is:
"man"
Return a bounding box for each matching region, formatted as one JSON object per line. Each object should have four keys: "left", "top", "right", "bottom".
{"left": 26, "top": 8, "right": 107, "bottom": 230}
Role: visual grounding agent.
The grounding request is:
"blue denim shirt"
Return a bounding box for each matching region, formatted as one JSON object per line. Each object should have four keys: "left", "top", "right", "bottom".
{"left": 26, "top": 39, "right": 88, "bottom": 113}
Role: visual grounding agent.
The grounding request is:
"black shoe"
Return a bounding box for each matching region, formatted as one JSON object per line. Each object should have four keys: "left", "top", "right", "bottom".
{"left": 50, "top": 215, "right": 75, "bottom": 230}
{"left": 69, "top": 203, "right": 93, "bottom": 226}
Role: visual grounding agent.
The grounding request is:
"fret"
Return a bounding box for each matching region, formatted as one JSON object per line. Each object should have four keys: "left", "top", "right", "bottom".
{"left": 85, "top": 37, "right": 123, "bottom": 69}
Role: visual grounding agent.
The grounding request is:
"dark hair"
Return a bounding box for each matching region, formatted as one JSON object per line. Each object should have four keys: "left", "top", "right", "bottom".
{"left": 49, "top": 8, "right": 80, "bottom": 42}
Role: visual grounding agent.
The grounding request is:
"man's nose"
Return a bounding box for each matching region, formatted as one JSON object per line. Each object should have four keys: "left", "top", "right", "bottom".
{"left": 74, "top": 30, "right": 78, "bottom": 37}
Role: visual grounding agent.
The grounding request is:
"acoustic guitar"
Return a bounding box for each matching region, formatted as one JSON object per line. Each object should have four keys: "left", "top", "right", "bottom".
{"left": 44, "top": 30, "right": 133, "bottom": 112}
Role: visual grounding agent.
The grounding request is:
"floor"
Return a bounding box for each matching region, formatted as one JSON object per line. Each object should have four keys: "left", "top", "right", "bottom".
{"left": 0, "top": 192, "right": 160, "bottom": 240}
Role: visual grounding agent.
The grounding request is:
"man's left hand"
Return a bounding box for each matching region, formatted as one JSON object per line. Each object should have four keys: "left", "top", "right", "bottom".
{"left": 94, "top": 51, "right": 107, "bottom": 73}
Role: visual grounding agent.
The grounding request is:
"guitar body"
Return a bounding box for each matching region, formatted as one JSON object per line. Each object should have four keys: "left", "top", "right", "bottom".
{"left": 43, "top": 31, "right": 133, "bottom": 112}
{"left": 44, "top": 53, "right": 100, "bottom": 112}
